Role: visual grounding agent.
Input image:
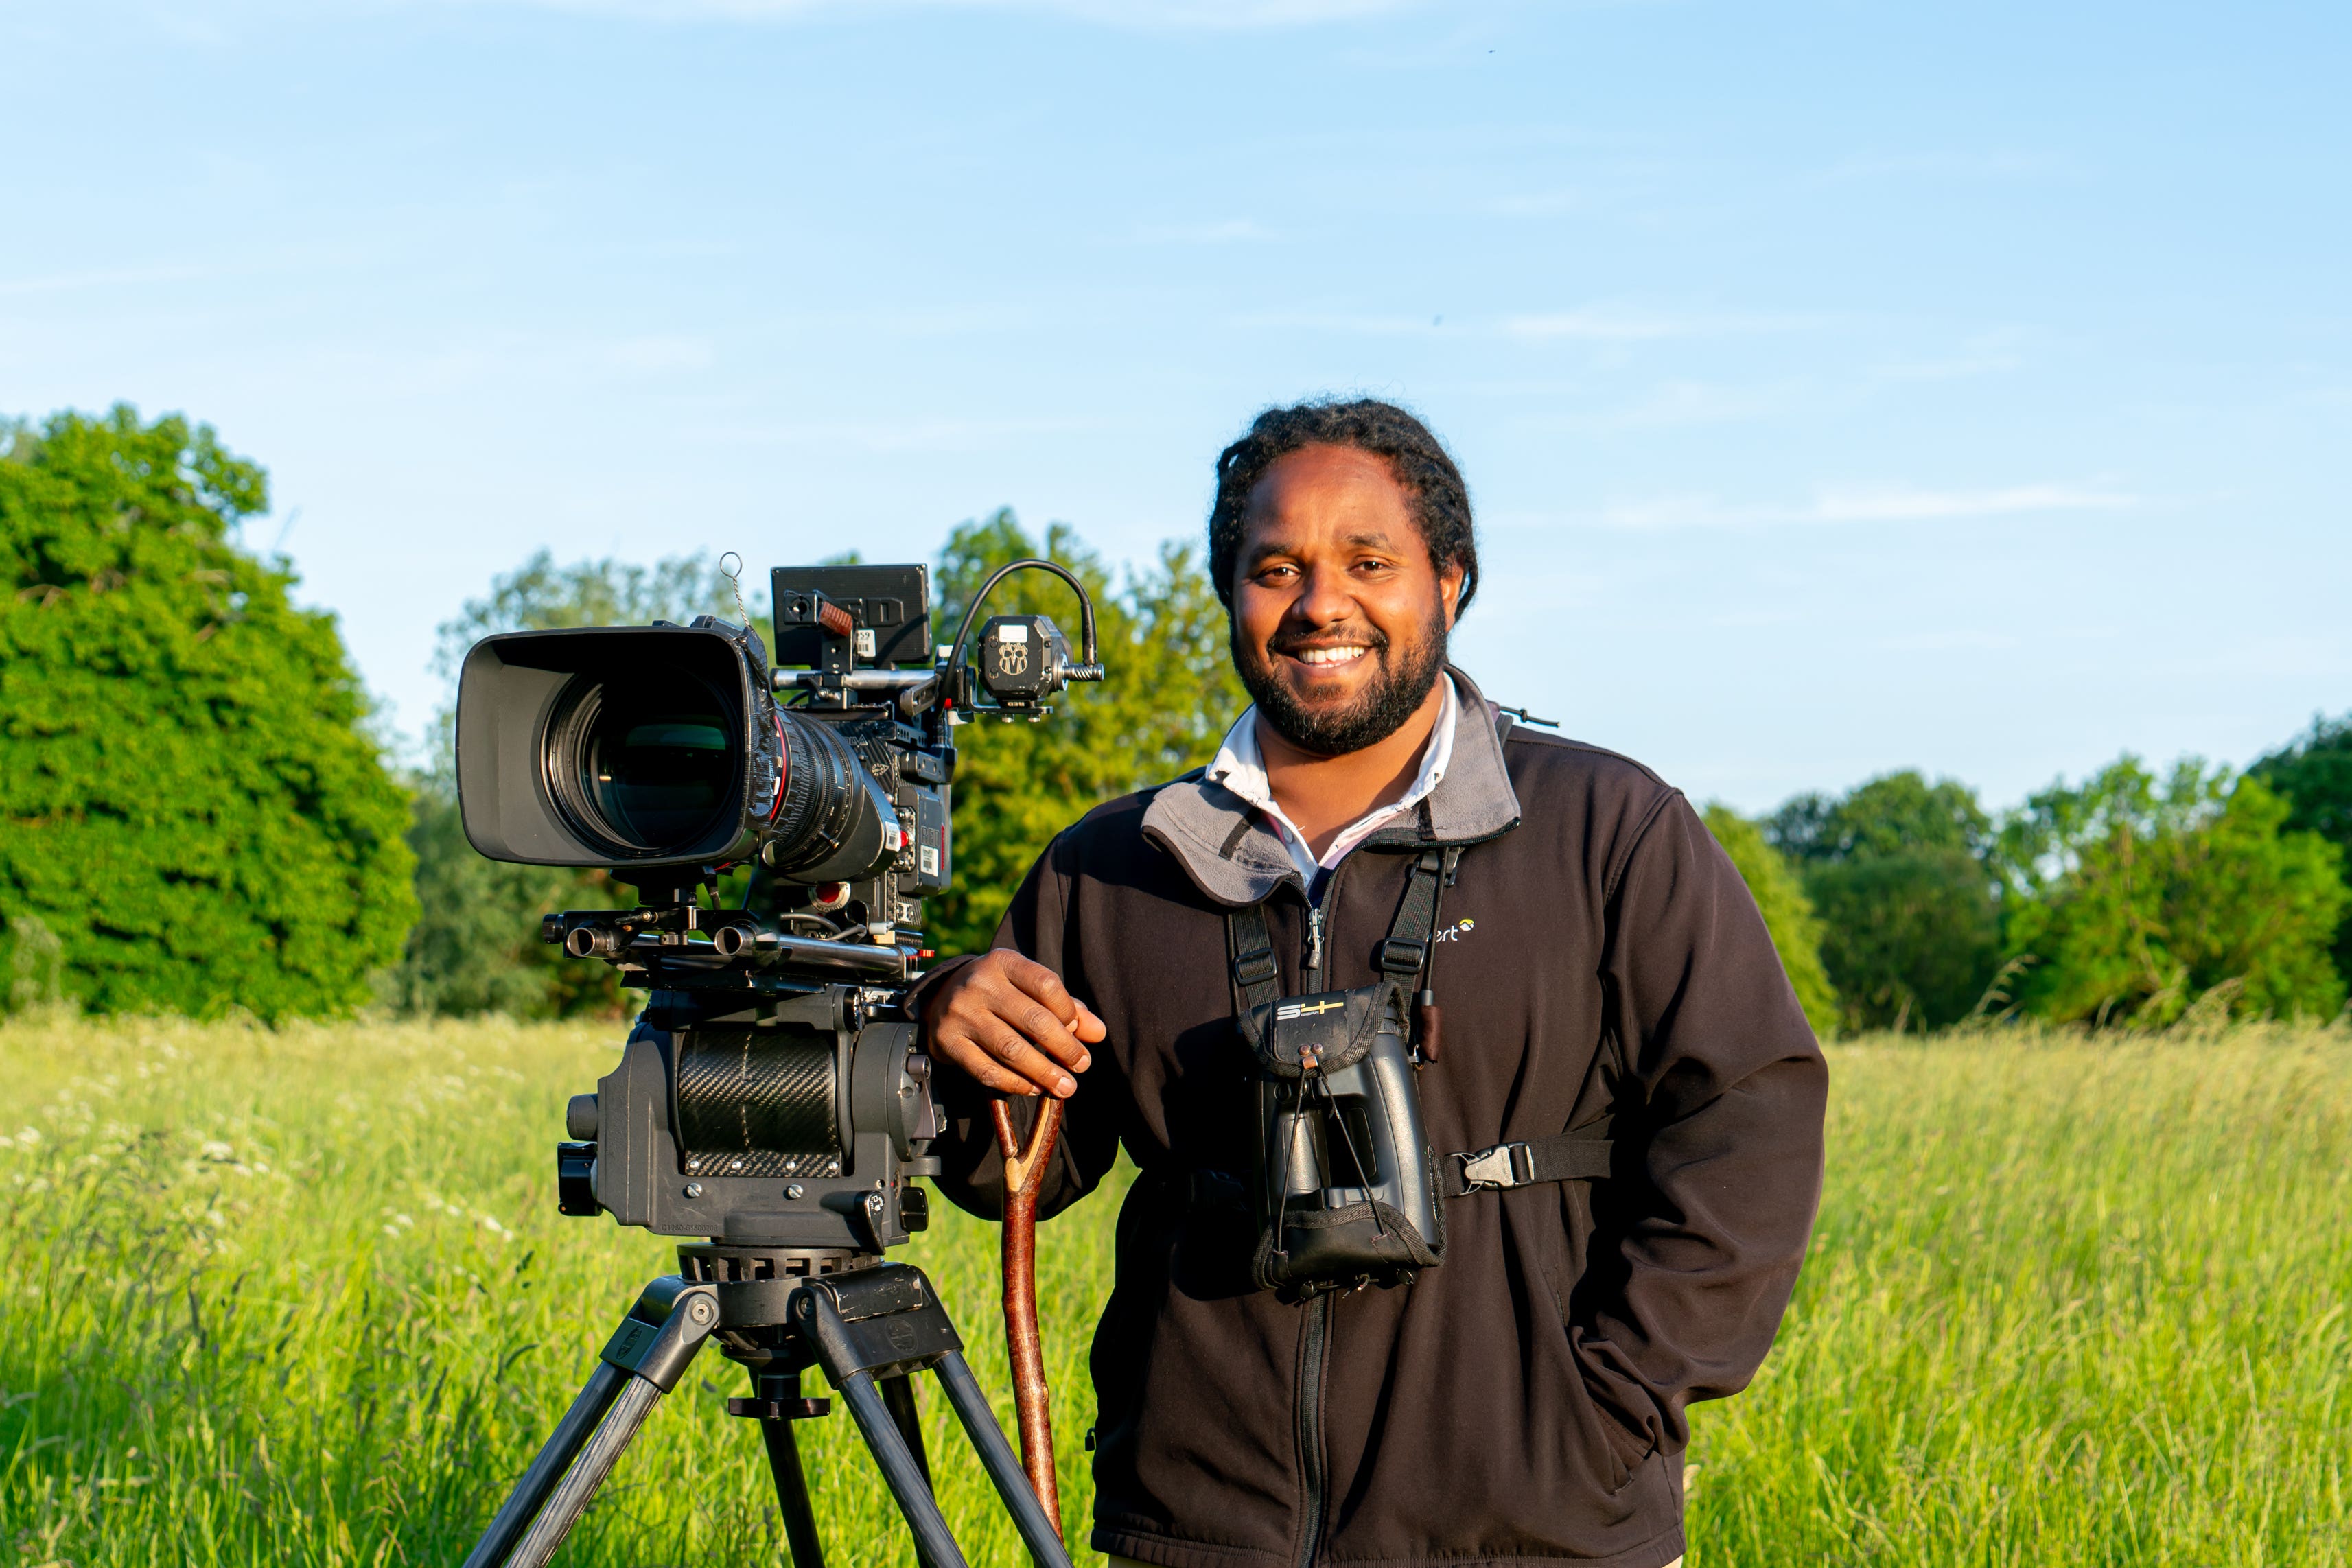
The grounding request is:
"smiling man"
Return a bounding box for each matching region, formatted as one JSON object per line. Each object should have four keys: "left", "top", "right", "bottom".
{"left": 920, "top": 399, "right": 1828, "bottom": 1568}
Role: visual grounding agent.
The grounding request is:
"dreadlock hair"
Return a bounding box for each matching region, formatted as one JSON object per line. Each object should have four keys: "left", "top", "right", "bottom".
{"left": 1208, "top": 397, "right": 1478, "bottom": 616}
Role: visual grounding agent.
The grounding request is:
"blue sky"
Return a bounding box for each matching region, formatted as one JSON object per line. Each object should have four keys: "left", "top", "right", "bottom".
{"left": 5, "top": 0, "right": 2347, "bottom": 811}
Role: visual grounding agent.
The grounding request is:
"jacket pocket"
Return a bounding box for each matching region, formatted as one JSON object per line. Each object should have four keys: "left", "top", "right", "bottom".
{"left": 1565, "top": 1326, "right": 1657, "bottom": 1496}
{"left": 1517, "top": 1194, "right": 1652, "bottom": 1498}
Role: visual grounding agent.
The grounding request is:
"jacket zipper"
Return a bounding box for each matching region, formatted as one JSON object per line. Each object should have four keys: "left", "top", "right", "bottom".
{"left": 1292, "top": 863, "right": 1338, "bottom": 1568}
{"left": 1294, "top": 1292, "right": 1331, "bottom": 1568}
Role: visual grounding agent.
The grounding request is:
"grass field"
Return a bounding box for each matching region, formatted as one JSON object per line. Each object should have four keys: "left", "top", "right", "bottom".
{"left": 1, "top": 1014, "right": 2347, "bottom": 1567}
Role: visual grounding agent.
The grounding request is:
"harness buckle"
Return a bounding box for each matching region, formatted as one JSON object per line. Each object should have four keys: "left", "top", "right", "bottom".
{"left": 1454, "top": 1140, "right": 1535, "bottom": 1193}
{"left": 1377, "top": 937, "right": 1428, "bottom": 975}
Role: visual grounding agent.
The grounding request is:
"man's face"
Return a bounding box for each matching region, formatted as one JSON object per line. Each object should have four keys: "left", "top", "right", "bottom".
{"left": 1229, "top": 444, "right": 1463, "bottom": 757}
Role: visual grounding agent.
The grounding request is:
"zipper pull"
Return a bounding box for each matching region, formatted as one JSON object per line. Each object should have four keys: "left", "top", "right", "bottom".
{"left": 1305, "top": 906, "right": 1325, "bottom": 979}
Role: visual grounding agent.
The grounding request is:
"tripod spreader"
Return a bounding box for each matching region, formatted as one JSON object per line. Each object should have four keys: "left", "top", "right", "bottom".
{"left": 465, "top": 1260, "right": 1075, "bottom": 1568}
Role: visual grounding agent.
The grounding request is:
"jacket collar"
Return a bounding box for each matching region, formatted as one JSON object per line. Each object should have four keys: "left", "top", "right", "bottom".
{"left": 1139, "top": 664, "right": 1523, "bottom": 908}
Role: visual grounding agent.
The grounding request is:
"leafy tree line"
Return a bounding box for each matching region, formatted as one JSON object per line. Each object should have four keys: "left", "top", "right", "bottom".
{"left": 2, "top": 408, "right": 413, "bottom": 1021}
{"left": 1715, "top": 733, "right": 2352, "bottom": 1035}
{"left": 6, "top": 406, "right": 2347, "bottom": 1034}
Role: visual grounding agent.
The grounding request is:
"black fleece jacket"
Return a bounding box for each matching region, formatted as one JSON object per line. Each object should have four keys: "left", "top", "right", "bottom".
{"left": 929, "top": 670, "right": 1827, "bottom": 1568}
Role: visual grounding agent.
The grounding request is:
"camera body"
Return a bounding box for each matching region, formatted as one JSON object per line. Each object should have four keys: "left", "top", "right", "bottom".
{"left": 454, "top": 559, "right": 1100, "bottom": 1257}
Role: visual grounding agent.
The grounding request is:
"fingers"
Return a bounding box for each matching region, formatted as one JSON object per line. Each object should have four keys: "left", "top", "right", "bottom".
{"left": 923, "top": 952, "right": 1102, "bottom": 1099}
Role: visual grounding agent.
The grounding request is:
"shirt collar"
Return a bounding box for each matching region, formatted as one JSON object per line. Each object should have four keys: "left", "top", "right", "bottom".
{"left": 1205, "top": 675, "right": 1461, "bottom": 877}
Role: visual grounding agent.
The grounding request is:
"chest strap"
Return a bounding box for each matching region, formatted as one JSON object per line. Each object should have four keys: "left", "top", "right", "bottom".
{"left": 1441, "top": 1118, "right": 1615, "bottom": 1197}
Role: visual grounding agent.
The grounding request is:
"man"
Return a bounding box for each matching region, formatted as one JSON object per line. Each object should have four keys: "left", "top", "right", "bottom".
{"left": 921, "top": 399, "right": 1826, "bottom": 1568}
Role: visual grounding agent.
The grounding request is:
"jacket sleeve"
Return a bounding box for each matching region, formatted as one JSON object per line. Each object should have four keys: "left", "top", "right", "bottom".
{"left": 1573, "top": 791, "right": 1828, "bottom": 1465}
{"left": 922, "top": 829, "right": 1127, "bottom": 1224}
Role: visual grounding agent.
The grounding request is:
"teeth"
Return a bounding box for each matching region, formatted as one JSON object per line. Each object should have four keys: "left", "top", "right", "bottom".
{"left": 1296, "top": 646, "right": 1368, "bottom": 666}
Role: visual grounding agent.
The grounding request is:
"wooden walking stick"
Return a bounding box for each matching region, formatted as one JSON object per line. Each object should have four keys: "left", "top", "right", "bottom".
{"left": 990, "top": 1092, "right": 1066, "bottom": 1536}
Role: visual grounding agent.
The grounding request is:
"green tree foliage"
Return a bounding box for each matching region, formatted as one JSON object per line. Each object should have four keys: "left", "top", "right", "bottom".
{"left": 1767, "top": 771, "right": 2002, "bottom": 1033}
{"left": 925, "top": 511, "right": 1243, "bottom": 954}
{"left": 391, "top": 550, "right": 759, "bottom": 1018}
{"left": 1999, "top": 758, "right": 2347, "bottom": 1026}
{"left": 2248, "top": 712, "right": 2352, "bottom": 985}
{"left": 1701, "top": 804, "right": 1840, "bottom": 1038}
{"left": 0, "top": 407, "right": 414, "bottom": 1020}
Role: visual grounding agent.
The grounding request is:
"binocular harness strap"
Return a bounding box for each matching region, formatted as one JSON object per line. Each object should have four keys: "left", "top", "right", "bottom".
{"left": 1222, "top": 848, "right": 1613, "bottom": 1205}
{"left": 1441, "top": 1120, "right": 1615, "bottom": 1196}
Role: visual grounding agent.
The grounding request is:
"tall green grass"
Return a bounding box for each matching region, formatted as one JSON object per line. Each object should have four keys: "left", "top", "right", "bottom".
{"left": 1688, "top": 1025, "right": 2352, "bottom": 1567}
{"left": 0, "top": 1016, "right": 2344, "bottom": 1565}
{"left": 0, "top": 1016, "right": 1121, "bottom": 1567}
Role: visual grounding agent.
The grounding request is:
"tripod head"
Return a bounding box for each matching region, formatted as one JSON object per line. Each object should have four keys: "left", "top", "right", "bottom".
{"left": 558, "top": 976, "right": 940, "bottom": 1256}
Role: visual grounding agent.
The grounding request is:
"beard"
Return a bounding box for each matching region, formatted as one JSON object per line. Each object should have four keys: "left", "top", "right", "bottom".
{"left": 1233, "top": 601, "right": 1451, "bottom": 758}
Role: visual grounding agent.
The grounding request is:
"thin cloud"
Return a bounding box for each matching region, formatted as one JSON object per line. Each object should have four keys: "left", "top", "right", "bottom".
{"left": 1126, "top": 219, "right": 1276, "bottom": 246}
{"left": 421, "top": 0, "right": 1421, "bottom": 25}
{"left": 1816, "top": 150, "right": 2080, "bottom": 184}
{"left": 0, "top": 262, "right": 210, "bottom": 297}
{"left": 1506, "top": 305, "right": 1822, "bottom": 342}
{"left": 705, "top": 414, "right": 1106, "bottom": 454}
{"left": 1596, "top": 482, "right": 2136, "bottom": 531}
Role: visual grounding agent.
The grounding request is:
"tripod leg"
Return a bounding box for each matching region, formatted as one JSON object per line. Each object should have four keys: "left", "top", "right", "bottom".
{"left": 461, "top": 1363, "right": 627, "bottom": 1568}
{"left": 837, "top": 1370, "right": 970, "bottom": 1568}
{"left": 933, "top": 1351, "right": 1075, "bottom": 1568}
{"left": 755, "top": 1394, "right": 827, "bottom": 1568}
{"left": 467, "top": 1276, "right": 719, "bottom": 1568}
{"left": 878, "top": 1372, "right": 933, "bottom": 1484}
{"left": 876, "top": 1373, "right": 949, "bottom": 1568}
{"left": 500, "top": 1375, "right": 666, "bottom": 1567}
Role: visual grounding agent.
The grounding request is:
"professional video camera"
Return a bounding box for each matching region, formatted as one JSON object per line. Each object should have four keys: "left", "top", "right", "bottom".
{"left": 451, "top": 559, "right": 1099, "bottom": 1568}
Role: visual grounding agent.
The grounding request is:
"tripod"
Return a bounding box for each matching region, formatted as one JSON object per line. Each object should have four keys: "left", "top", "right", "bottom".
{"left": 462, "top": 1244, "right": 1077, "bottom": 1568}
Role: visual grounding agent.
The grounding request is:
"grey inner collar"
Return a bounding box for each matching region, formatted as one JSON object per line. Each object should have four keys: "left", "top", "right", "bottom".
{"left": 1139, "top": 664, "right": 1524, "bottom": 909}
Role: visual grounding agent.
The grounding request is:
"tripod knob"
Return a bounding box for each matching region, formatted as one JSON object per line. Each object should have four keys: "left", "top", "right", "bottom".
{"left": 726, "top": 1395, "right": 832, "bottom": 1421}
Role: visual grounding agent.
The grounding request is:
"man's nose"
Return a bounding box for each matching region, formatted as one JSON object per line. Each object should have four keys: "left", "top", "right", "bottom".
{"left": 1290, "top": 565, "right": 1357, "bottom": 627}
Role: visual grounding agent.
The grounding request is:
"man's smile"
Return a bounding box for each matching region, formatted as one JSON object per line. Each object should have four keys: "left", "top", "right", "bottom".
{"left": 1289, "top": 644, "right": 1373, "bottom": 668}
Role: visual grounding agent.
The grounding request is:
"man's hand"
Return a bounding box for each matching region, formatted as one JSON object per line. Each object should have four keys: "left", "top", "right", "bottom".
{"left": 923, "top": 951, "right": 1106, "bottom": 1099}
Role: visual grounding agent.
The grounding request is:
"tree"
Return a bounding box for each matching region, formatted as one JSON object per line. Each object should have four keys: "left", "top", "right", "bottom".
{"left": 2248, "top": 712, "right": 2352, "bottom": 987}
{"left": 1999, "top": 757, "right": 2347, "bottom": 1026}
{"left": 390, "top": 550, "right": 759, "bottom": 1018}
{"left": 1767, "top": 771, "right": 2002, "bottom": 1033}
{"left": 926, "top": 511, "right": 1244, "bottom": 954}
{"left": 1701, "top": 804, "right": 1839, "bottom": 1038}
{"left": 0, "top": 407, "right": 415, "bottom": 1020}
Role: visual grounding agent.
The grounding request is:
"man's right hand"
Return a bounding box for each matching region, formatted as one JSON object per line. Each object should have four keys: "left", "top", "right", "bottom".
{"left": 922, "top": 950, "right": 1106, "bottom": 1099}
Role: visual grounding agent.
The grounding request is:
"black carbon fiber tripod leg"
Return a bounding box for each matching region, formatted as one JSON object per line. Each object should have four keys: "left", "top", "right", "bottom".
{"left": 465, "top": 1276, "right": 721, "bottom": 1568}
{"left": 749, "top": 1376, "right": 828, "bottom": 1568}
{"left": 837, "top": 1370, "right": 970, "bottom": 1568}
{"left": 878, "top": 1372, "right": 951, "bottom": 1568}
{"left": 460, "top": 1363, "right": 627, "bottom": 1568}
{"left": 934, "top": 1350, "right": 1073, "bottom": 1568}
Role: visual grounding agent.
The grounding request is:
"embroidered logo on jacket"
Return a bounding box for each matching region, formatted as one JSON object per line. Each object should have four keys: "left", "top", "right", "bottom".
{"left": 1433, "top": 917, "right": 1476, "bottom": 944}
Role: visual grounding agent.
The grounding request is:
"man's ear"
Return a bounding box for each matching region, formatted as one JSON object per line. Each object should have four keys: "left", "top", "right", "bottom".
{"left": 1439, "top": 563, "right": 1466, "bottom": 628}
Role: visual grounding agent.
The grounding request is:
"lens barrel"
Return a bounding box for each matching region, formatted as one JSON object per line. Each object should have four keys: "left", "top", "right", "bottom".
{"left": 759, "top": 712, "right": 898, "bottom": 883}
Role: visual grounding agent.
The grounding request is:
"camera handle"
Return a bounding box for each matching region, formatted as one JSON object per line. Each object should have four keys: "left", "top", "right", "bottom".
{"left": 463, "top": 1262, "right": 1074, "bottom": 1568}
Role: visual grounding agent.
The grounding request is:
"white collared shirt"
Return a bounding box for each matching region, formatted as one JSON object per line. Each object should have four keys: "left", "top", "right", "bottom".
{"left": 1205, "top": 675, "right": 1461, "bottom": 889}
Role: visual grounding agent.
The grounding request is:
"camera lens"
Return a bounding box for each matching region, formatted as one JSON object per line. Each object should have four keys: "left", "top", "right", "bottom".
{"left": 548, "top": 668, "right": 740, "bottom": 856}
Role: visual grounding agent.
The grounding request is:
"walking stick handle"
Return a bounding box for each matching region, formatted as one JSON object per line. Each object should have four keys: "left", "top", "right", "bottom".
{"left": 990, "top": 1093, "right": 1065, "bottom": 1536}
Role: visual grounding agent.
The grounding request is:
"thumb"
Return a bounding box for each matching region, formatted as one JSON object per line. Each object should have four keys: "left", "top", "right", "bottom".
{"left": 1071, "top": 999, "right": 1108, "bottom": 1045}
